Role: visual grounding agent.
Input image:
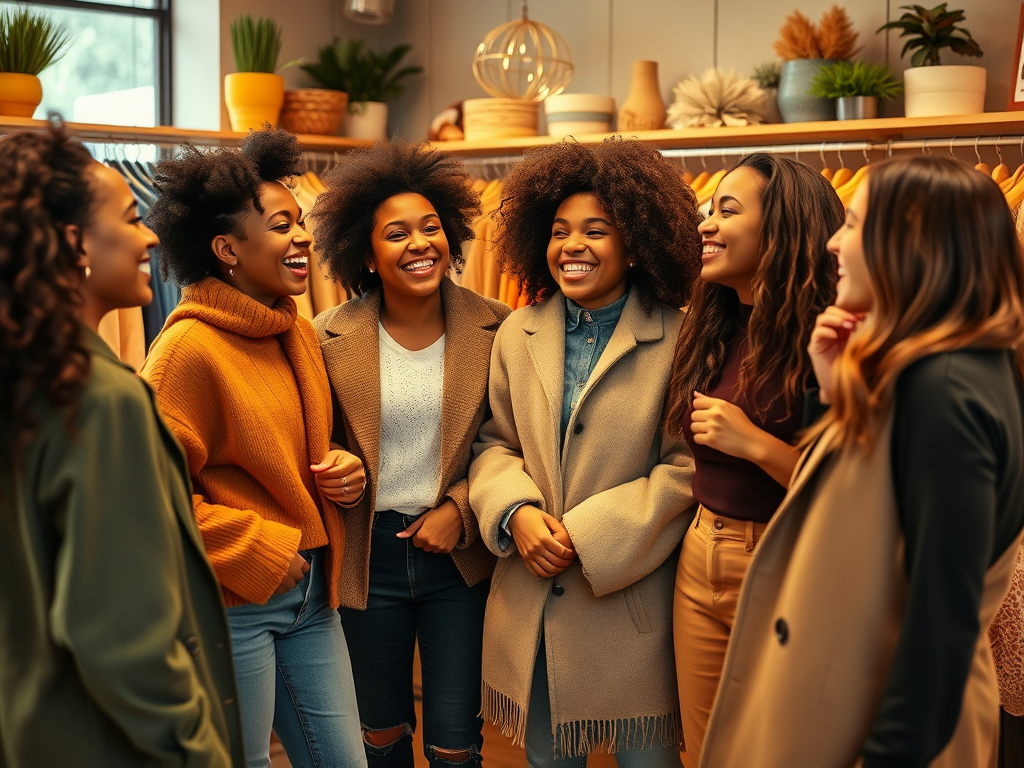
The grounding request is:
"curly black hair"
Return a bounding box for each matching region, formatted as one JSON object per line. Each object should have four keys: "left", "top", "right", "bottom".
{"left": 0, "top": 118, "right": 95, "bottom": 453}
{"left": 312, "top": 140, "right": 480, "bottom": 296}
{"left": 494, "top": 137, "right": 701, "bottom": 310}
{"left": 147, "top": 128, "right": 303, "bottom": 286}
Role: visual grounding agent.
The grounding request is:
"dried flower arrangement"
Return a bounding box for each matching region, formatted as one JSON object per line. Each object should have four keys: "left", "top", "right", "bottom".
{"left": 774, "top": 5, "right": 861, "bottom": 61}
{"left": 667, "top": 69, "right": 767, "bottom": 128}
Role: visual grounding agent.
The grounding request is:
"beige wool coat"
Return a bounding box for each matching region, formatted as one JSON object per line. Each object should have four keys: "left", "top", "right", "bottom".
{"left": 313, "top": 277, "right": 510, "bottom": 610}
{"left": 468, "top": 288, "right": 697, "bottom": 756}
{"left": 701, "top": 414, "right": 1024, "bottom": 768}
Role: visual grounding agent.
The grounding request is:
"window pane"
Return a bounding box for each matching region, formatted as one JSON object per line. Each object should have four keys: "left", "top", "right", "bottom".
{"left": 73, "top": 0, "right": 157, "bottom": 7}
{"left": 1, "top": 2, "right": 159, "bottom": 127}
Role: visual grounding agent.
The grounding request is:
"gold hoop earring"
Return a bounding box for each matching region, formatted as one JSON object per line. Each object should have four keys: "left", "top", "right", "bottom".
{"left": 229, "top": 268, "right": 235, "bottom": 276}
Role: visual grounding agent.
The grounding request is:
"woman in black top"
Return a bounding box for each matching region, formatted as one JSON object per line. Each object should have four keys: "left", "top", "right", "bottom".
{"left": 699, "top": 155, "right": 1024, "bottom": 768}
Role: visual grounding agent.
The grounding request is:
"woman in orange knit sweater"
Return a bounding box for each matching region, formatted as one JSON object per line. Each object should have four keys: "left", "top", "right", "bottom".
{"left": 141, "top": 130, "right": 367, "bottom": 768}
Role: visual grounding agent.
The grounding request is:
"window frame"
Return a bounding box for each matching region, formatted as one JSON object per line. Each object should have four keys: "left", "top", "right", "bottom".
{"left": 21, "top": 0, "right": 172, "bottom": 125}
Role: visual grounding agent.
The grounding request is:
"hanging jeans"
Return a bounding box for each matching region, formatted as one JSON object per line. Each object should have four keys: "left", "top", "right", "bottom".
{"left": 340, "top": 511, "right": 489, "bottom": 768}
{"left": 673, "top": 506, "right": 767, "bottom": 767}
{"left": 226, "top": 548, "right": 366, "bottom": 768}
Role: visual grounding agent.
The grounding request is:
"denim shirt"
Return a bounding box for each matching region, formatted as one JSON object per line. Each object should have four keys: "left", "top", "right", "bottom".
{"left": 559, "top": 291, "right": 629, "bottom": 444}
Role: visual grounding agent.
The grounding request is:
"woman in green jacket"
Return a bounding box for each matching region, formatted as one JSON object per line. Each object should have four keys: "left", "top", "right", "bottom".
{"left": 0, "top": 121, "right": 244, "bottom": 768}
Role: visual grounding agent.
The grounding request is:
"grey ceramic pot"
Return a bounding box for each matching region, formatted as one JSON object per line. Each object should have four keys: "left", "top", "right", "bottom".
{"left": 777, "top": 59, "right": 835, "bottom": 123}
{"left": 836, "top": 96, "right": 878, "bottom": 120}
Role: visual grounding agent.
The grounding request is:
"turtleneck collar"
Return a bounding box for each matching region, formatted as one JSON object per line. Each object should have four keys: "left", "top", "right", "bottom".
{"left": 168, "top": 277, "right": 297, "bottom": 338}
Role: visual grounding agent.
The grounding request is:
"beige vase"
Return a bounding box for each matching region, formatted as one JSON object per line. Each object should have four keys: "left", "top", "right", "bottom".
{"left": 618, "top": 61, "right": 666, "bottom": 131}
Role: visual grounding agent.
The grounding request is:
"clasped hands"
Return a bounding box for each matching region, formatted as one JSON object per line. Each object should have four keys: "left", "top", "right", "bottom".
{"left": 508, "top": 504, "right": 576, "bottom": 578}
{"left": 311, "top": 448, "right": 366, "bottom": 506}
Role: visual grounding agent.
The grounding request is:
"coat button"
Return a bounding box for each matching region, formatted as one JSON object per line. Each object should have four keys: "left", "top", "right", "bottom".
{"left": 552, "top": 583, "right": 565, "bottom": 596}
{"left": 573, "top": 422, "right": 584, "bottom": 435}
{"left": 713, "top": 518, "right": 725, "bottom": 530}
{"left": 184, "top": 636, "right": 200, "bottom": 657}
{"left": 775, "top": 618, "right": 789, "bottom": 645}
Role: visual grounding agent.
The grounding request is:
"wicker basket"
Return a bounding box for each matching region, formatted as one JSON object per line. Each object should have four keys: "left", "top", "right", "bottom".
{"left": 463, "top": 97, "right": 538, "bottom": 141}
{"left": 279, "top": 89, "right": 349, "bottom": 136}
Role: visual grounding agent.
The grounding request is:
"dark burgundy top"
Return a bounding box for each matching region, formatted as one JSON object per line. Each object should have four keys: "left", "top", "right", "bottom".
{"left": 681, "top": 304, "right": 803, "bottom": 523}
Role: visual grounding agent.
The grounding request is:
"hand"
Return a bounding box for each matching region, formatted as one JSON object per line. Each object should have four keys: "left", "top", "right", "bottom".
{"left": 395, "top": 499, "right": 464, "bottom": 554}
{"left": 311, "top": 449, "right": 366, "bottom": 505}
{"left": 690, "top": 392, "right": 763, "bottom": 461}
{"left": 807, "top": 306, "right": 866, "bottom": 404}
{"left": 507, "top": 505, "right": 576, "bottom": 578}
{"left": 274, "top": 551, "right": 310, "bottom": 595}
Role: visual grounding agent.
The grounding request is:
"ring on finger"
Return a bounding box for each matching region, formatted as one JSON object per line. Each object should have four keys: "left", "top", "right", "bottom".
{"left": 341, "top": 485, "right": 349, "bottom": 495}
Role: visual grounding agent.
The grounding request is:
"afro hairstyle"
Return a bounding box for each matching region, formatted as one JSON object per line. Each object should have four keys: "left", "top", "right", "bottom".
{"left": 494, "top": 137, "right": 702, "bottom": 310}
{"left": 311, "top": 140, "right": 480, "bottom": 296}
{"left": 146, "top": 128, "right": 303, "bottom": 286}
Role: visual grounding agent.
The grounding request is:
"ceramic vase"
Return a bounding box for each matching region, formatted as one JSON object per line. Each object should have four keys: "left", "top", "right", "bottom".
{"left": 777, "top": 59, "right": 835, "bottom": 123}
{"left": 836, "top": 96, "right": 877, "bottom": 120}
{"left": 545, "top": 93, "right": 615, "bottom": 137}
{"left": 618, "top": 61, "right": 666, "bottom": 131}
{"left": 0, "top": 73, "right": 43, "bottom": 118}
{"left": 903, "top": 65, "right": 986, "bottom": 118}
{"left": 345, "top": 101, "right": 388, "bottom": 140}
{"left": 761, "top": 87, "right": 782, "bottom": 124}
{"left": 224, "top": 72, "right": 284, "bottom": 132}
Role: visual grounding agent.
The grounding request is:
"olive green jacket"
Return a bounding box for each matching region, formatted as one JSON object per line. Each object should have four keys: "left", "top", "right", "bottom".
{"left": 0, "top": 327, "right": 244, "bottom": 768}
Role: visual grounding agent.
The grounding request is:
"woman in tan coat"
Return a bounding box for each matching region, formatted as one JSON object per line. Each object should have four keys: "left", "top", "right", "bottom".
{"left": 702, "top": 156, "right": 1024, "bottom": 768}
{"left": 469, "top": 139, "right": 702, "bottom": 767}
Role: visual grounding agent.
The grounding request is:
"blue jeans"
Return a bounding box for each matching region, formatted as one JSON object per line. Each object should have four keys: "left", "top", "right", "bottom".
{"left": 340, "top": 512, "right": 489, "bottom": 768}
{"left": 227, "top": 549, "right": 366, "bottom": 768}
{"left": 525, "top": 638, "right": 682, "bottom": 768}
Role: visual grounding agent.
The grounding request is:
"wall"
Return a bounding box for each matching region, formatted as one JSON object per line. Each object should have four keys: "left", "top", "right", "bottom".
{"left": 329, "top": 0, "right": 1017, "bottom": 141}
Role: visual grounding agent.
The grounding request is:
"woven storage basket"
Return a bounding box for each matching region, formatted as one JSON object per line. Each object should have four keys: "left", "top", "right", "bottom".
{"left": 279, "top": 89, "right": 349, "bottom": 135}
{"left": 463, "top": 97, "right": 538, "bottom": 141}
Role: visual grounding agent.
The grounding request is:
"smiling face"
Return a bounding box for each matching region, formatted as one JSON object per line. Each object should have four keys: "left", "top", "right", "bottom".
{"left": 698, "top": 166, "right": 765, "bottom": 304}
{"left": 828, "top": 181, "right": 874, "bottom": 313}
{"left": 546, "top": 193, "right": 630, "bottom": 309}
{"left": 217, "top": 181, "right": 311, "bottom": 306}
{"left": 369, "top": 192, "right": 450, "bottom": 301}
{"left": 78, "top": 163, "right": 158, "bottom": 315}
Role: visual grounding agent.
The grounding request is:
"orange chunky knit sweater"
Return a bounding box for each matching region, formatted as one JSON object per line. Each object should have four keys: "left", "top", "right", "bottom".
{"left": 142, "top": 277, "right": 344, "bottom": 608}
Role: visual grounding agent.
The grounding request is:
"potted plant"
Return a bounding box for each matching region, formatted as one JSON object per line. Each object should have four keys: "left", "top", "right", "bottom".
{"left": 225, "top": 15, "right": 288, "bottom": 132}
{"left": 0, "top": 7, "right": 70, "bottom": 118}
{"left": 811, "top": 61, "right": 902, "bottom": 119}
{"left": 877, "top": 3, "right": 985, "bottom": 117}
{"left": 774, "top": 5, "right": 861, "bottom": 123}
{"left": 305, "top": 39, "right": 421, "bottom": 140}
{"left": 752, "top": 61, "right": 782, "bottom": 123}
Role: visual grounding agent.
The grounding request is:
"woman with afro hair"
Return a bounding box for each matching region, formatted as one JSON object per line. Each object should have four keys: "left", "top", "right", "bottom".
{"left": 310, "top": 140, "right": 510, "bottom": 768}
{"left": 467, "top": 138, "right": 701, "bottom": 767}
{"left": 141, "top": 129, "right": 367, "bottom": 768}
{"left": 0, "top": 121, "right": 243, "bottom": 767}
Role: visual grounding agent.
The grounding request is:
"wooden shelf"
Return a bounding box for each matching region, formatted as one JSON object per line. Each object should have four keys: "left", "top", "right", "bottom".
{"left": 430, "top": 111, "right": 1024, "bottom": 157}
{"left": 0, "top": 116, "right": 374, "bottom": 152}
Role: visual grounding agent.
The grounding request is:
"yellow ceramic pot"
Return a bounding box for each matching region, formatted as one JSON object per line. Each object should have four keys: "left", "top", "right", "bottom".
{"left": 0, "top": 73, "right": 43, "bottom": 118}
{"left": 224, "top": 72, "right": 284, "bottom": 132}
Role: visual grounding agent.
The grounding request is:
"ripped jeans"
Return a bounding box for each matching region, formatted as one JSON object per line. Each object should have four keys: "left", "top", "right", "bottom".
{"left": 340, "top": 512, "right": 489, "bottom": 767}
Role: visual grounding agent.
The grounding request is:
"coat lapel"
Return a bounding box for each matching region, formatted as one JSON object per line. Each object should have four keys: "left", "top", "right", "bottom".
{"left": 318, "top": 291, "right": 383, "bottom": 490}
{"left": 438, "top": 280, "right": 501, "bottom": 491}
{"left": 523, "top": 294, "right": 567, "bottom": 459}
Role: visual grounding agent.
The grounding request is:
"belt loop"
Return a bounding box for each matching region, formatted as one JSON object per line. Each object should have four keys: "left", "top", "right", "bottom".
{"left": 745, "top": 520, "right": 755, "bottom": 552}
{"left": 694, "top": 505, "right": 703, "bottom": 529}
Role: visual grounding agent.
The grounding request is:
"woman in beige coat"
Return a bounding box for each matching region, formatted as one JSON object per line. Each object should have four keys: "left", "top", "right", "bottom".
{"left": 469, "top": 140, "right": 702, "bottom": 767}
{"left": 702, "top": 156, "right": 1024, "bottom": 768}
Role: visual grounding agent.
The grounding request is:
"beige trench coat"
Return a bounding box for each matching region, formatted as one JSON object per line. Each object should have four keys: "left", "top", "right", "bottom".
{"left": 701, "top": 414, "right": 1024, "bottom": 768}
{"left": 468, "top": 288, "right": 697, "bottom": 756}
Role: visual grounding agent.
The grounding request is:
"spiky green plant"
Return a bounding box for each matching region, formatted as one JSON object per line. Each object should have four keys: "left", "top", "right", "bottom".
{"left": 0, "top": 7, "right": 71, "bottom": 75}
{"left": 877, "top": 4, "right": 983, "bottom": 67}
{"left": 751, "top": 61, "right": 782, "bottom": 89}
{"left": 810, "top": 61, "right": 903, "bottom": 99}
{"left": 301, "top": 39, "right": 422, "bottom": 106}
{"left": 230, "top": 15, "right": 282, "bottom": 73}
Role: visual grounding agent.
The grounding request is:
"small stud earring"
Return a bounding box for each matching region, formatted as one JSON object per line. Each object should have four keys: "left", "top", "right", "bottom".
{"left": 368, "top": 266, "right": 375, "bottom": 273}
{"left": 84, "top": 266, "right": 91, "bottom": 279}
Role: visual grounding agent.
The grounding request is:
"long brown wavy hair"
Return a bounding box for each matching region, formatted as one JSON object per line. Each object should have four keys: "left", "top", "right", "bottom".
{"left": 665, "top": 153, "right": 842, "bottom": 434}
{"left": 0, "top": 119, "right": 95, "bottom": 453}
{"left": 804, "top": 155, "right": 1024, "bottom": 450}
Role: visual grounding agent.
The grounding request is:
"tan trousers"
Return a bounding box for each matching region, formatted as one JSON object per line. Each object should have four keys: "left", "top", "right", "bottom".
{"left": 674, "top": 506, "right": 767, "bottom": 767}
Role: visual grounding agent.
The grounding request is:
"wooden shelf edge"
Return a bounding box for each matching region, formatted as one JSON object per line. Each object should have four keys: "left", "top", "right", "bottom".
{"left": 0, "top": 116, "right": 375, "bottom": 151}
{"left": 429, "top": 112, "right": 1024, "bottom": 157}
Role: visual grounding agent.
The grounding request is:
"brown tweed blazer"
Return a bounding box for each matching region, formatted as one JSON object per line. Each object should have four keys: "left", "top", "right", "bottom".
{"left": 313, "top": 277, "right": 511, "bottom": 610}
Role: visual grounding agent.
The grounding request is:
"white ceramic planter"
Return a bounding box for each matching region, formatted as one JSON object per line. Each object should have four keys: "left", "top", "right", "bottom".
{"left": 904, "top": 65, "right": 986, "bottom": 118}
{"left": 544, "top": 93, "right": 615, "bottom": 137}
{"left": 345, "top": 101, "right": 388, "bottom": 140}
